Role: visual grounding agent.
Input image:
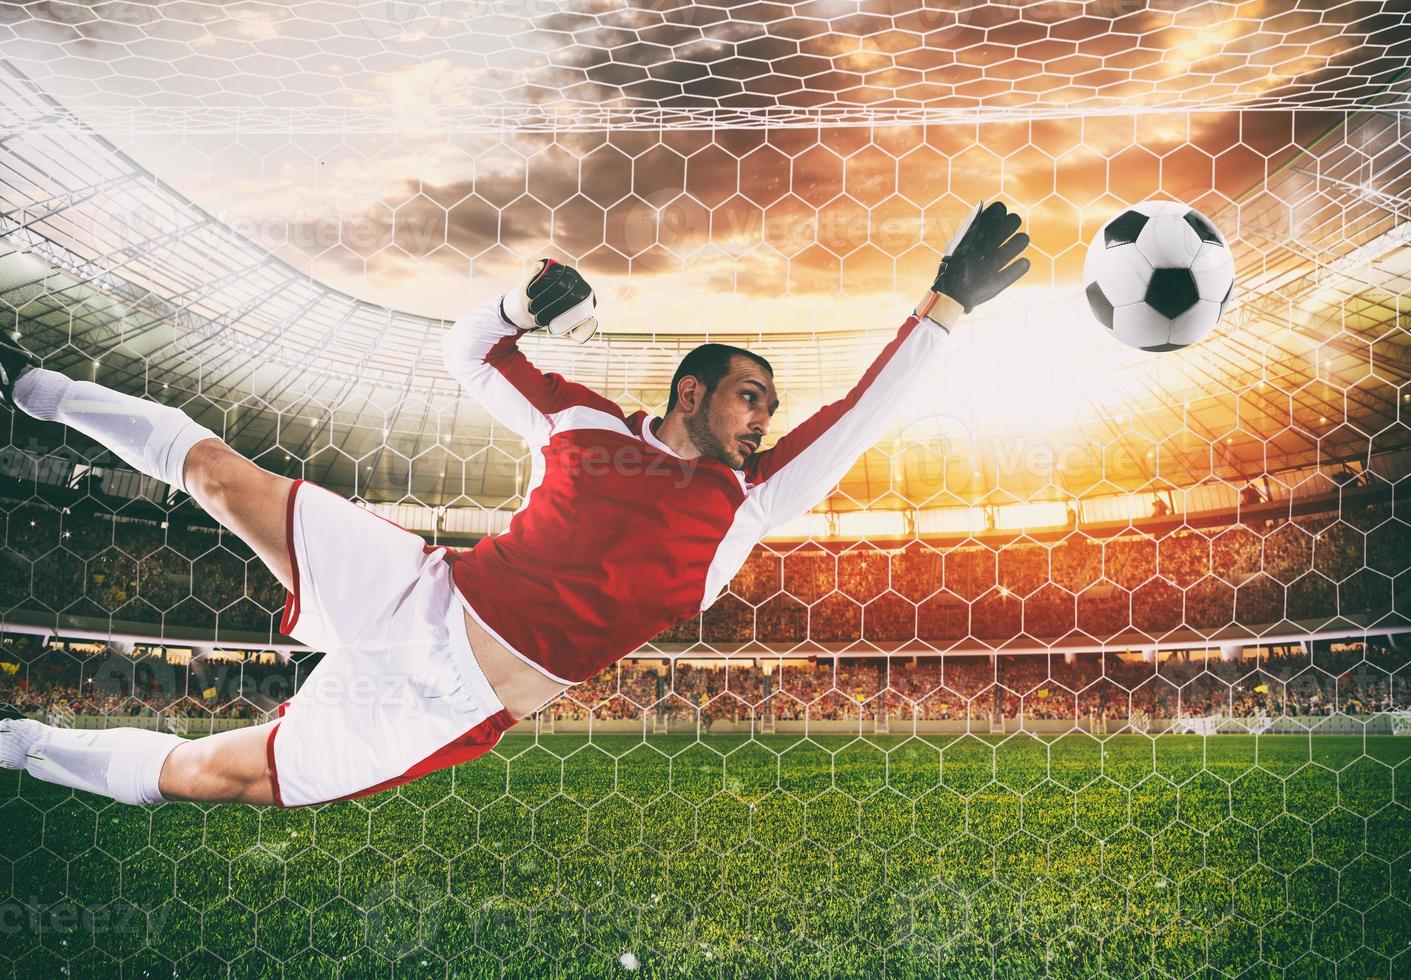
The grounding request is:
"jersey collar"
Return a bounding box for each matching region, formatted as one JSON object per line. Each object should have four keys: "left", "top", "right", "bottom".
{"left": 642, "top": 416, "right": 684, "bottom": 458}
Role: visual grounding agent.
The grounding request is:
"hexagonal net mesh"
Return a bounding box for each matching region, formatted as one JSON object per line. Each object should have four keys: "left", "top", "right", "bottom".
{"left": 2, "top": 3, "right": 1411, "bottom": 976}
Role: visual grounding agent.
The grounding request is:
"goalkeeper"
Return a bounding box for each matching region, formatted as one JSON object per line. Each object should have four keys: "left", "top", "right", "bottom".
{"left": 0, "top": 202, "right": 1028, "bottom": 806}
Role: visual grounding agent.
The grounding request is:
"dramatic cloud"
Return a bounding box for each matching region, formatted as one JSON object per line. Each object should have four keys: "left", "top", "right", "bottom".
{"left": 215, "top": 108, "right": 1333, "bottom": 317}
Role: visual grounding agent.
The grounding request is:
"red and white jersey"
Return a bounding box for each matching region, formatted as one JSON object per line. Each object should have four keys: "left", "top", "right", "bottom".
{"left": 441, "top": 297, "right": 955, "bottom": 684}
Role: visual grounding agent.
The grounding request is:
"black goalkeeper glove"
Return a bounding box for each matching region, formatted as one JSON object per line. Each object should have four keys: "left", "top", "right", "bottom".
{"left": 929, "top": 201, "right": 1031, "bottom": 314}
{"left": 501, "top": 259, "right": 599, "bottom": 343}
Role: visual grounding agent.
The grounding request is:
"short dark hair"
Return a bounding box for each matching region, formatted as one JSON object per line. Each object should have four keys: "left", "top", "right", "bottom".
{"left": 666, "top": 344, "right": 773, "bottom": 414}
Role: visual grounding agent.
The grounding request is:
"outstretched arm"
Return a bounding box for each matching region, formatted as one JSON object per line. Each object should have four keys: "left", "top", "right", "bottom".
{"left": 441, "top": 261, "right": 620, "bottom": 446}
{"left": 743, "top": 296, "right": 963, "bottom": 526}
{"left": 745, "top": 201, "right": 1030, "bottom": 527}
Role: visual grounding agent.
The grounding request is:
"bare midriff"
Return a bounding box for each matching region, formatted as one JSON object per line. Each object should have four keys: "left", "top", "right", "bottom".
{"left": 461, "top": 609, "right": 572, "bottom": 721}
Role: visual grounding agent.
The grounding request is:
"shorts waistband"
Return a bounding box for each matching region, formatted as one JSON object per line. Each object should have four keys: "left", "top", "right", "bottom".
{"left": 437, "top": 564, "right": 506, "bottom": 719}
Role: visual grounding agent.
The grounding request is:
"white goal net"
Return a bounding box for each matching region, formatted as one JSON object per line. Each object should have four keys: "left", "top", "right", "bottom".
{"left": 1, "top": 2, "right": 1410, "bottom": 975}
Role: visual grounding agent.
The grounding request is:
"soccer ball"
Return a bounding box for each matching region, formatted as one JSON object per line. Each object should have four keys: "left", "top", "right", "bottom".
{"left": 1082, "top": 201, "right": 1235, "bottom": 351}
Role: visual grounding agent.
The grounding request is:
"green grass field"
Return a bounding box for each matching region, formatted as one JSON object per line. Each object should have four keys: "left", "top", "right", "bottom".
{"left": 3, "top": 733, "right": 1409, "bottom": 978}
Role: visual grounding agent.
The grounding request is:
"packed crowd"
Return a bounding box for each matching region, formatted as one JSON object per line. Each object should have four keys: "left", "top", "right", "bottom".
{"left": 0, "top": 685, "right": 267, "bottom": 721}
{"left": 572, "top": 642, "right": 1411, "bottom": 726}
{"left": 0, "top": 631, "right": 303, "bottom": 718}
{"left": 1, "top": 502, "right": 287, "bottom": 636}
{"left": 3, "top": 499, "right": 1406, "bottom": 649}
{"left": 8, "top": 629, "right": 1403, "bottom": 728}
{"left": 672, "top": 502, "right": 1407, "bottom": 646}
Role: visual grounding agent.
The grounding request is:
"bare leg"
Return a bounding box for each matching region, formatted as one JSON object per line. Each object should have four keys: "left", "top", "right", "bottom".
{"left": 181, "top": 437, "right": 297, "bottom": 593}
{"left": 1, "top": 717, "right": 281, "bottom": 806}
{"left": 158, "top": 722, "right": 279, "bottom": 805}
{"left": 157, "top": 441, "right": 306, "bottom": 803}
{"left": 5, "top": 369, "right": 305, "bottom": 805}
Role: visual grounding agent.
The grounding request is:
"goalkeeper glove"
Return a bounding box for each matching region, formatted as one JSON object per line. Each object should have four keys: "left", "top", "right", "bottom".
{"left": 501, "top": 259, "right": 599, "bottom": 344}
{"left": 923, "top": 200, "right": 1030, "bottom": 317}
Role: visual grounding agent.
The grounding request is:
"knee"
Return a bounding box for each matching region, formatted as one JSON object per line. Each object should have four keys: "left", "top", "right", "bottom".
{"left": 183, "top": 439, "right": 288, "bottom": 523}
{"left": 156, "top": 738, "right": 208, "bottom": 800}
{"left": 158, "top": 737, "right": 226, "bottom": 798}
{"left": 181, "top": 437, "right": 236, "bottom": 504}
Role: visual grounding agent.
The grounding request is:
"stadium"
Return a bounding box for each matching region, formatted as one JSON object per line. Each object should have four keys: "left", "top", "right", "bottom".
{"left": 1, "top": 1, "right": 1410, "bottom": 976}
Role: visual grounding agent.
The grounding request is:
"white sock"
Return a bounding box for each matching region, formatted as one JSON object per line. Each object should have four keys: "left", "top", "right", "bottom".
{"left": 0, "top": 719, "right": 183, "bottom": 805}
{"left": 11, "top": 368, "right": 217, "bottom": 494}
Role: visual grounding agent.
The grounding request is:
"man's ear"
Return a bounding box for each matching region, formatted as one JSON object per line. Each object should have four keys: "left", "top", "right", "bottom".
{"left": 675, "top": 376, "right": 701, "bottom": 413}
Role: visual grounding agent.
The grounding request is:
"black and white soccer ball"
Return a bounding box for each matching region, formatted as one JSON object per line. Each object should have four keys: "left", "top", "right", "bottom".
{"left": 1082, "top": 201, "right": 1235, "bottom": 352}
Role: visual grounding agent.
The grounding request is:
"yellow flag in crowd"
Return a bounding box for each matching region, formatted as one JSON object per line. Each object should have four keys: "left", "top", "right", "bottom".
{"left": 202, "top": 687, "right": 218, "bottom": 700}
{"left": 0, "top": 661, "right": 18, "bottom": 676}
{"left": 1036, "top": 689, "right": 1050, "bottom": 699}
{"left": 1253, "top": 683, "right": 1269, "bottom": 693}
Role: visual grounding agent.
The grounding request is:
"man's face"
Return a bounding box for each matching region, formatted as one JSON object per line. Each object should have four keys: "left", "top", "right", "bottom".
{"left": 681, "top": 356, "right": 779, "bottom": 470}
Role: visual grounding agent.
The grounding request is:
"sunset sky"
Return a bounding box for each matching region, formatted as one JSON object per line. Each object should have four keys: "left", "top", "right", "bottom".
{"left": 154, "top": 108, "right": 1332, "bottom": 323}
{"left": 0, "top": 0, "right": 1396, "bottom": 323}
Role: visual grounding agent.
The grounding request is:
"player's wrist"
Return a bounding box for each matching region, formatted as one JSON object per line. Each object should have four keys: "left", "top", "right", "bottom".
{"left": 914, "top": 289, "right": 964, "bottom": 333}
{"left": 500, "top": 290, "right": 537, "bottom": 333}
{"left": 929, "top": 259, "right": 972, "bottom": 316}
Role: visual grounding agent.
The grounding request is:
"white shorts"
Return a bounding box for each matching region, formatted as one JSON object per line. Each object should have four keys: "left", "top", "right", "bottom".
{"left": 268, "top": 479, "right": 514, "bottom": 807}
